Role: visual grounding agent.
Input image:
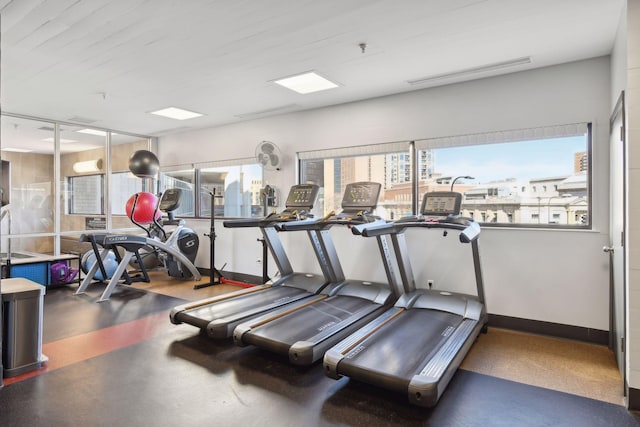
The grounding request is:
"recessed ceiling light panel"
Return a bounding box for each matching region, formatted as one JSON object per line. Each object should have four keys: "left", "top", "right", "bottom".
{"left": 77, "top": 128, "right": 108, "bottom": 136}
{"left": 43, "top": 137, "right": 77, "bottom": 143}
{"left": 273, "top": 71, "right": 339, "bottom": 94}
{"left": 2, "top": 148, "right": 33, "bottom": 153}
{"left": 150, "top": 107, "right": 204, "bottom": 120}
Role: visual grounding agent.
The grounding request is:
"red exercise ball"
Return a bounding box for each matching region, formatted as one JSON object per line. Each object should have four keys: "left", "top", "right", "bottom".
{"left": 125, "top": 192, "right": 161, "bottom": 225}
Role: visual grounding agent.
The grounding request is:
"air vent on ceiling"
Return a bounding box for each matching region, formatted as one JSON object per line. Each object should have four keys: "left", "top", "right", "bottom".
{"left": 235, "top": 104, "right": 299, "bottom": 119}
{"left": 68, "top": 116, "right": 98, "bottom": 124}
{"left": 38, "top": 126, "right": 55, "bottom": 131}
{"left": 407, "top": 56, "right": 532, "bottom": 86}
{"left": 150, "top": 126, "right": 192, "bottom": 136}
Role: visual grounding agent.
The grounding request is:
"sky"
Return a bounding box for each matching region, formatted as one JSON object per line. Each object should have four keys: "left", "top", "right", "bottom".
{"left": 430, "top": 135, "right": 586, "bottom": 184}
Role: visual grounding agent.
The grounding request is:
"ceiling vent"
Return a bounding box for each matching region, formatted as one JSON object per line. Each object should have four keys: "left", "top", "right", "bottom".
{"left": 68, "top": 116, "right": 98, "bottom": 124}
{"left": 235, "top": 104, "right": 299, "bottom": 119}
{"left": 407, "top": 57, "right": 532, "bottom": 86}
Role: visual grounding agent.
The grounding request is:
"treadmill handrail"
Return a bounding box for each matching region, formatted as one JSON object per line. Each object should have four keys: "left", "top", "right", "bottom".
{"left": 224, "top": 209, "right": 312, "bottom": 229}
{"left": 277, "top": 210, "right": 383, "bottom": 232}
{"left": 359, "top": 217, "right": 480, "bottom": 243}
{"left": 351, "top": 220, "right": 395, "bottom": 236}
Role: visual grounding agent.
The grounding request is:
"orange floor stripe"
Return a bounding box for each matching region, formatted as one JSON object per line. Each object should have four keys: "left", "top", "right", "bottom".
{"left": 3, "top": 310, "right": 171, "bottom": 386}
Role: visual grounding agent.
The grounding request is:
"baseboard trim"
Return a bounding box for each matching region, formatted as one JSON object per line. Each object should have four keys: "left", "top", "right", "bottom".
{"left": 629, "top": 387, "right": 640, "bottom": 411}
{"left": 198, "top": 268, "right": 262, "bottom": 286}
{"left": 488, "top": 314, "right": 608, "bottom": 345}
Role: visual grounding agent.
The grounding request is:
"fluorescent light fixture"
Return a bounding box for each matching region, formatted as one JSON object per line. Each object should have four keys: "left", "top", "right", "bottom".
{"left": 150, "top": 107, "right": 204, "bottom": 120}
{"left": 77, "top": 128, "right": 108, "bottom": 136}
{"left": 407, "top": 56, "right": 532, "bottom": 86}
{"left": 273, "top": 71, "right": 339, "bottom": 94}
{"left": 73, "top": 159, "right": 103, "bottom": 173}
{"left": 42, "top": 137, "right": 77, "bottom": 143}
{"left": 2, "top": 148, "right": 32, "bottom": 153}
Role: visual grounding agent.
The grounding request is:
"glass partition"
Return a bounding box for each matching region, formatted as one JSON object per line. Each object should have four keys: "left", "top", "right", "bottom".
{"left": 60, "top": 124, "right": 107, "bottom": 232}
{"left": 1, "top": 116, "right": 55, "bottom": 256}
{"left": 110, "top": 135, "right": 153, "bottom": 230}
{"left": 1, "top": 113, "right": 154, "bottom": 259}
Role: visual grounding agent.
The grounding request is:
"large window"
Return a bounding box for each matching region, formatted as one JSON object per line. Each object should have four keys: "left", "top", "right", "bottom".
{"left": 299, "top": 123, "right": 591, "bottom": 228}
{"left": 67, "top": 174, "right": 104, "bottom": 215}
{"left": 299, "top": 142, "right": 412, "bottom": 219}
{"left": 416, "top": 123, "right": 591, "bottom": 227}
{"left": 160, "top": 169, "right": 195, "bottom": 217}
{"left": 199, "top": 162, "right": 263, "bottom": 218}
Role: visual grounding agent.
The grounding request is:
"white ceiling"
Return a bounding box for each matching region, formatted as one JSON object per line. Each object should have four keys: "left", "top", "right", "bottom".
{"left": 1, "top": 0, "right": 625, "bottom": 138}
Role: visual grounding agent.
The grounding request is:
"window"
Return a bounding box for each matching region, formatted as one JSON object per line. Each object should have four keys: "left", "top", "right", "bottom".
{"left": 111, "top": 172, "right": 145, "bottom": 215}
{"left": 67, "top": 174, "right": 104, "bottom": 215}
{"left": 299, "top": 123, "right": 590, "bottom": 228}
{"left": 417, "top": 123, "right": 591, "bottom": 228}
{"left": 160, "top": 169, "right": 195, "bottom": 217}
{"left": 199, "top": 162, "right": 263, "bottom": 218}
{"left": 299, "top": 142, "right": 412, "bottom": 219}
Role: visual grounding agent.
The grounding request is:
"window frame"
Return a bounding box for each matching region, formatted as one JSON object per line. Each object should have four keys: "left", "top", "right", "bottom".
{"left": 66, "top": 173, "right": 105, "bottom": 215}
{"left": 160, "top": 159, "right": 264, "bottom": 220}
{"left": 298, "top": 122, "right": 592, "bottom": 230}
{"left": 298, "top": 141, "right": 414, "bottom": 219}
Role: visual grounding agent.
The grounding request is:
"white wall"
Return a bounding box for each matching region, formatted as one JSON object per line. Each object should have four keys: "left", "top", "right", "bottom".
{"left": 160, "top": 57, "right": 612, "bottom": 330}
{"left": 621, "top": 0, "right": 640, "bottom": 394}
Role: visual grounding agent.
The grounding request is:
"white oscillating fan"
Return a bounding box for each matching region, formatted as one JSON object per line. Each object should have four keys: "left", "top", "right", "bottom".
{"left": 255, "top": 141, "right": 282, "bottom": 170}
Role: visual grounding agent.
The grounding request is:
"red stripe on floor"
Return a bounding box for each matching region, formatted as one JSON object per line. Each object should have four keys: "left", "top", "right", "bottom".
{"left": 3, "top": 310, "right": 171, "bottom": 385}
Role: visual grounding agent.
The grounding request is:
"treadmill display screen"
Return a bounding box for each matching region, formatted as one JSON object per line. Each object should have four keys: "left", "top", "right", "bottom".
{"left": 341, "top": 182, "right": 382, "bottom": 210}
{"left": 285, "top": 184, "right": 320, "bottom": 208}
{"left": 421, "top": 192, "right": 462, "bottom": 216}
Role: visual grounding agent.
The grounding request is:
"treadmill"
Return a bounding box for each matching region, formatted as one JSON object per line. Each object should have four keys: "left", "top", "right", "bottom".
{"left": 170, "top": 184, "right": 339, "bottom": 338}
{"left": 233, "top": 182, "right": 403, "bottom": 365}
{"left": 323, "top": 191, "right": 487, "bottom": 407}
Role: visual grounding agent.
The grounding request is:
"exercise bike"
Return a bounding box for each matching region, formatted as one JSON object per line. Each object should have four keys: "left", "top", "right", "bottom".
{"left": 127, "top": 188, "right": 199, "bottom": 279}
{"left": 76, "top": 189, "right": 201, "bottom": 302}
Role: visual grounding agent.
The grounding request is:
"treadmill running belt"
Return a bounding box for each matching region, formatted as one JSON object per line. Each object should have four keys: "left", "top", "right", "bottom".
{"left": 180, "top": 287, "right": 311, "bottom": 327}
{"left": 338, "top": 309, "right": 463, "bottom": 391}
{"left": 244, "top": 295, "right": 380, "bottom": 352}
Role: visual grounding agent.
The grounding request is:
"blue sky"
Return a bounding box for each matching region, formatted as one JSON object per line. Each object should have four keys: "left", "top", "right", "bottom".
{"left": 430, "top": 136, "right": 586, "bottom": 183}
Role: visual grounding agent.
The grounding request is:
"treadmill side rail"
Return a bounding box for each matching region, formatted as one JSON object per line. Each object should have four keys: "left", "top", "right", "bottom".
{"left": 408, "top": 318, "right": 483, "bottom": 407}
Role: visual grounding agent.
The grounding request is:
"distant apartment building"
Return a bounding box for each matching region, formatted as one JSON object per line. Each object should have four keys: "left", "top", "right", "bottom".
{"left": 574, "top": 151, "right": 588, "bottom": 173}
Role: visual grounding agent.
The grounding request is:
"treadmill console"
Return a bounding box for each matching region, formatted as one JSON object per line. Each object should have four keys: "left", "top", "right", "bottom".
{"left": 264, "top": 184, "right": 320, "bottom": 222}
{"left": 285, "top": 184, "right": 320, "bottom": 210}
{"left": 420, "top": 191, "right": 462, "bottom": 217}
{"left": 341, "top": 182, "right": 382, "bottom": 211}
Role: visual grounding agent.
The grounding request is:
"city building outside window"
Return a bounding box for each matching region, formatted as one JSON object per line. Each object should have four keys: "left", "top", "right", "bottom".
{"left": 197, "top": 161, "right": 263, "bottom": 218}
{"left": 416, "top": 122, "right": 591, "bottom": 228}
{"left": 299, "top": 142, "right": 413, "bottom": 219}
{"left": 299, "top": 123, "right": 591, "bottom": 228}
